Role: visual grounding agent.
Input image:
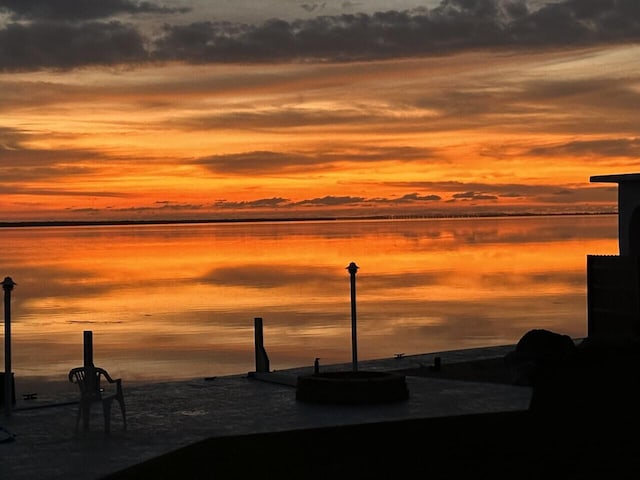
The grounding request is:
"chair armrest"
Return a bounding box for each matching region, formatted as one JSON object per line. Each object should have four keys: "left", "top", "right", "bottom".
{"left": 97, "top": 367, "right": 120, "bottom": 384}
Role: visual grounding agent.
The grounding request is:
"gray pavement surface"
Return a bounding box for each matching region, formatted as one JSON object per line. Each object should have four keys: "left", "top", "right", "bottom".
{"left": 0, "top": 345, "right": 531, "bottom": 480}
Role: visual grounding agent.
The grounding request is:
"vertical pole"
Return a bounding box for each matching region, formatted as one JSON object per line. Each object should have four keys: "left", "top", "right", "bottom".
{"left": 83, "top": 330, "right": 93, "bottom": 367}
{"left": 82, "top": 330, "right": 94, "bottom": 431}
{"left": 254, "top": 317, "right": 270, "bottom": 373}
{"left": 3, "top": 277, "right": 16, "bottom": 417}
{"left": 347, "top": 262, "right": 359, "bottom": 372}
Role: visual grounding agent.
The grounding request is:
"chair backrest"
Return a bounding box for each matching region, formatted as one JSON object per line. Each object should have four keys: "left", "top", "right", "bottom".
{"left": 69, "top": 366, "right": 102, "bottom": 399}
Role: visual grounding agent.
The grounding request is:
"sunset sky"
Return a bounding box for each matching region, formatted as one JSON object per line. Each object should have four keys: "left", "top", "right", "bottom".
{"left": 1, "top": 0, "right": 638, "bottom": 222}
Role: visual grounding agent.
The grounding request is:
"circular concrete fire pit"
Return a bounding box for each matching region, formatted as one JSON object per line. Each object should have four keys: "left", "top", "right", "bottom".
{"left": 296, "top": 371, "right": 409, "bottom": 405}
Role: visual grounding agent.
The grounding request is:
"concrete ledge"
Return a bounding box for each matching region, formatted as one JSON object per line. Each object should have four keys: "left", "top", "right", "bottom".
{"left": 248, "top": 371, "right": 298, "bottom": 386}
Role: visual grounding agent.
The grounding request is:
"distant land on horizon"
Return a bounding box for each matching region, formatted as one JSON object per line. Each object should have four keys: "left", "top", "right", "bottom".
{"left": 0, "top": 211, "right": 617, "bottom": 229}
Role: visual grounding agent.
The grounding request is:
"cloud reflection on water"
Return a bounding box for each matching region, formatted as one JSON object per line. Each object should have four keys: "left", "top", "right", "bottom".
{"left": 1, "top": 215, "right": 618, "bottom": 383}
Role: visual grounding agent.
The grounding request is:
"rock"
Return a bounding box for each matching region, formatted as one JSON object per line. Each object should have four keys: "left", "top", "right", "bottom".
{"left": 504, "top": 328, "right": 576, "bottom": 386}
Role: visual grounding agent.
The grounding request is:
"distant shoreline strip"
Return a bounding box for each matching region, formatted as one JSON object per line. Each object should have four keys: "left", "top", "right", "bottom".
{"left": 0, "top": 211, "right": 616, "bottom": 229}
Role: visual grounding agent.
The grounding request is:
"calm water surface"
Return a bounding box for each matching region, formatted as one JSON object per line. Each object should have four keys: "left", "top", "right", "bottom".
{"left": 1, "top": 215, "right": 618, "bottom": 385}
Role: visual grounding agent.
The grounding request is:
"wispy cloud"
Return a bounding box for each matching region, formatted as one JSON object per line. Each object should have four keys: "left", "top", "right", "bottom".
{"left": 198, "top": 151, "right": 328, "bottom": 174}
{"left": 213, "top": 198, "right": 289, "bottom": 209}
{"left": 451, "top": 191, "right": 499, "bottom": 201}
{"left": 196, "top": 146, "right": 432, "bottom": 175}
{"left": 527, "top": 137, "right": 640, "bottom": 158}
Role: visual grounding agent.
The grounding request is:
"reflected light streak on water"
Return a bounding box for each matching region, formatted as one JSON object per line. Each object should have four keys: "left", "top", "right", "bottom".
{"left": 0, "top": 215, "right": 618, "bottom": 385}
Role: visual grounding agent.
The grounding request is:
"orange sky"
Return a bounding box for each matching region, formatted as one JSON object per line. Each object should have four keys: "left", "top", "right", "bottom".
{"left": 1, "top": 1, "right": 638, "bottom": 222}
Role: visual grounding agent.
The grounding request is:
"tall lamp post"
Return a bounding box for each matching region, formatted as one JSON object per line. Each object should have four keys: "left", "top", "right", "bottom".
{"left": 3, "top": 276, "right": 16, "bottom": 417}
{"left": 347, "top": 262, "right": 359, "bottom": 372}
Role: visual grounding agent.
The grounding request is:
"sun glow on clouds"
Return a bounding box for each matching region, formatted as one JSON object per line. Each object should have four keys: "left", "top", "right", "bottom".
{"left": 2, "top": 1, "right": 640, "bottom": 220}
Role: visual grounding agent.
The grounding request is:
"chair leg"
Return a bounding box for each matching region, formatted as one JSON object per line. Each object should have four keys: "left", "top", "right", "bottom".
{"left": 118, "top": 397, "right": 127, "bottom": 430}
{"left": 81, "top": 403, "right": 91, "bottom": 432}
{"left": 75, "top": 405, "right": 82, "bottom": 432}
{"left": 103, "top": 401, "right": 112, "bottom": 434}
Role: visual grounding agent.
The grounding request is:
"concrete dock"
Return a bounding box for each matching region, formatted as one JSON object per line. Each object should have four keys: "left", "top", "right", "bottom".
{"left": 1, "top": 345, "right": 533, "bottom": 479}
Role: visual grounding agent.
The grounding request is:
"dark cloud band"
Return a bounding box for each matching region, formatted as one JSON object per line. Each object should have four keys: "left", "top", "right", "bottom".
{"left": 1, "top": 1, "right": 640, "bottom": 71}
{"left": 0, "top": 0, "right": 189, "bottom": 21}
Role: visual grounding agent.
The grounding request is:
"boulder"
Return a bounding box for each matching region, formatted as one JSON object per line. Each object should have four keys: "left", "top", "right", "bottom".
{"left": 504, "top": 328, "right": 576, "bottom": 386}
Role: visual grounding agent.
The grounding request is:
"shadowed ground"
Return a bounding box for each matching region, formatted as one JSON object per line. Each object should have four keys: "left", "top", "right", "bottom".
{"left": 5, "top": 341, "right": 638, "bottom": 479}
{"left": 104, "top": 353, "right": 640, "bottom": 480}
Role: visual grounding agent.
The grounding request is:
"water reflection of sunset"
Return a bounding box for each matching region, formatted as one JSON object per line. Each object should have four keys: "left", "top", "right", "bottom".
{"left": 2, "top": 215, "right": 618, "bottom": 384}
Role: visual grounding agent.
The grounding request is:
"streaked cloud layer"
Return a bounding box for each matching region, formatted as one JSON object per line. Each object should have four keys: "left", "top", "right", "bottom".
{"left": 1, "top": 0, "right": 637, "bottom": 221}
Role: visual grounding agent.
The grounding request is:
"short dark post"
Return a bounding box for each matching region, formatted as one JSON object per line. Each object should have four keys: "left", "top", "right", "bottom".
{"left": 83, "top": 330, "right": 94, "bottom": 367}
{"left": 254, "top": 317, "right": 270, "bottom": 373}
{"left": 3, "top": 277, "right": 16, "bottom": 417}
{"left": 347, "top": 262, "right": 359, "bottom": 372}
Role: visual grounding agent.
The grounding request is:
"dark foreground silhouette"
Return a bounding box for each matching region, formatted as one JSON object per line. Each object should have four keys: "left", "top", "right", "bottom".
{"left": 104, "top": 335, "right": 640, "bottom": 480}
{"left": 103, "top": 410, "right": 640, "bottom": 479}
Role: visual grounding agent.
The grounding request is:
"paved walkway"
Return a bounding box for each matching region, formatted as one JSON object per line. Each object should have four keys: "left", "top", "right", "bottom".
{"left": 0, "top": 345, "right": 531, "bottom": 480}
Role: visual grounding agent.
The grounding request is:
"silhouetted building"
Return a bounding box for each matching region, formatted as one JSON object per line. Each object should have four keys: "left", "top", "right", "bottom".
{"left": 588, "top": 173, "right": 640, "bottom": 343}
